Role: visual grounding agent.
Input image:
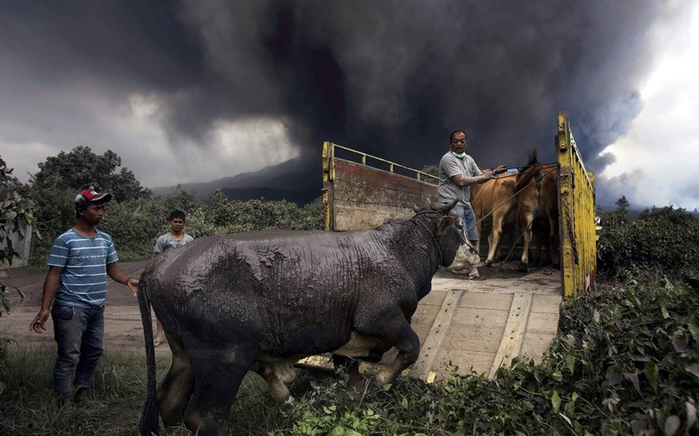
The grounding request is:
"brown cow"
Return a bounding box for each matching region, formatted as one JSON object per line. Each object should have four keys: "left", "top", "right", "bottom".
{"left": 471, "top": 172, "right": 519, "bottom": 265}
{"left": 515, "top": 150, "right": 559, "bottom": 270}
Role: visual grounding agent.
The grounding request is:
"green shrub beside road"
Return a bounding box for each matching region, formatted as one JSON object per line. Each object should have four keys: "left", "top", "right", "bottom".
{"left": 29, "top": 188, "right": 325, "bottom": 266}
{"left": 597, "top": 200, "right": 699, "bottom": 280}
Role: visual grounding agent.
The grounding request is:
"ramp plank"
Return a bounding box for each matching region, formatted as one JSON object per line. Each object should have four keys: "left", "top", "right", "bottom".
{"left": 488, "top": 293, "right": 533, "bottom": 378}
{"left": 411, "top": 290, "right": 463, "bottom": 380}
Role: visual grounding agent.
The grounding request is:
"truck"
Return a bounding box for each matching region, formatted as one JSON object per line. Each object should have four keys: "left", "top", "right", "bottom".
{"left": 313, "top": 111, "right": 596, "bottom": 381}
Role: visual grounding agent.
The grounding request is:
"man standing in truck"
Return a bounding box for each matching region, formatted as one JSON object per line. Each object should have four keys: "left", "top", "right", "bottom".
{"left": 438, "top": 130, "right": 506, "bottom": 278}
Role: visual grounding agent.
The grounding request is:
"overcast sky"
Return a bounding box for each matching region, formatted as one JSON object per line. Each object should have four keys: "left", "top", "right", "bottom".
{"left": 1, "top": 1, "right": 697, "bottom": 210}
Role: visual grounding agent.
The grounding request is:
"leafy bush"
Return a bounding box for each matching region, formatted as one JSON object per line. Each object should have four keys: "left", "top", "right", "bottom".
{"left": 540, "top": 276, "right": 699, "bottom": 435}
{"left": 99, "top": 198, "right": 168, "bottom": 261}
{"left": 598, "top": 205, "right": 699, "bottom": 279}
{"left": 28, "top": 188, "right": 325, "bottom": 265}
{"left": 273, "top": 276, "right": 699, "bottom": 436}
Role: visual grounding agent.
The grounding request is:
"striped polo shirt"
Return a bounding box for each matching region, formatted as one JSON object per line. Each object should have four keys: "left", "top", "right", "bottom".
{"left": 48, "top": 228, "right": 119, "bottom": 308}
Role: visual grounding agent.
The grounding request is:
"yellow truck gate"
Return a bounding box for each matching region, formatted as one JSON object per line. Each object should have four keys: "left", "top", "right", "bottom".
{"left": 556, "top": 111, "right": 597, "bottom": 296}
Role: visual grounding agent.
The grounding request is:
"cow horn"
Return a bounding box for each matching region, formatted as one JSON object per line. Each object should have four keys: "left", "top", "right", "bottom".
{"left": 436, "top": 200, "right": 458, "bottom": 214}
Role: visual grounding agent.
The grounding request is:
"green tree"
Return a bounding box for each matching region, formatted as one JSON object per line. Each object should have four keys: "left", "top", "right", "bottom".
{"left": 28, "top": 146, "right": 151, "bottom": 265}
{"left": 615, "top": 195, "right": 630, "bottom": 214}
{"left": 31, "top": 146, "right": 150, "bottom": 201}
{"left": 1, "top": 158, "right": 34, "bottom": 395}
{"left": 420, "top": 164, "right": 439, "bottom": 185}
{"left": 0, "top": 157, "right": 33, "bottom": 271}
{"left": 162, "top": 185, "right": 198, "bottom": 217}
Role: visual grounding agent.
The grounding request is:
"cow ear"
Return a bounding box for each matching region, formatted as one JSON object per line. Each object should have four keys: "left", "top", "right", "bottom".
{"left": 437, "top": 216, "right": 454, "bottom": 235}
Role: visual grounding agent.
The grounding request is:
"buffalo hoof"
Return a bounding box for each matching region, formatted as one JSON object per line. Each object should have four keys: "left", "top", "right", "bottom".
{"left": 518, "top": 262, "right": 529, "bottom": 273}
{"left": 468, "top": 265, "right": 479, "bottom": 279}
{"left": 485, "top": 260, "right": 495, "bottom": 268}
{"left": 346, "top": 374, "right": 379, "bottom": 394}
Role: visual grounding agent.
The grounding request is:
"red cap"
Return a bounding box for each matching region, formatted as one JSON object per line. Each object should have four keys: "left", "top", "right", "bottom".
{"left": 74, "top": 187, "right": 112, "bottom": 207}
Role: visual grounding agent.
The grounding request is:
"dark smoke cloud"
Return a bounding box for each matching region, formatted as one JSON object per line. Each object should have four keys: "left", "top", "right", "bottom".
{"left": 173, "top": 0, "right": 692, "bottom": 169}
{"left": 1, "top": 0, "right": 694, "bottom": 205}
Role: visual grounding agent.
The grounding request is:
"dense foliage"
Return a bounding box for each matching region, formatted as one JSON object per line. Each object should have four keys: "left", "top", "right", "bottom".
{"left": 16, "top": 146, "right": 324, "bottom": 265}
{"left": 0, "top": 158, "right": 33, "bottom": 312}
{"left": 0, "top": 158, "right": 34, "bottom": 399}
{"left": 266, "top": 275, "right": 699, "bottom": 436}
{"left": 93, "top": 189, "right": 324, "bottom": 262}
{"left": 597, "top": 197, "right": 699, "bottom": 280}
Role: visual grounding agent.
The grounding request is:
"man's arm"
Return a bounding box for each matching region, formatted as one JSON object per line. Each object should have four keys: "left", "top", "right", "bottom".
{"left": 30, "top": 266, "right": 63, "bottom": 333}
{"left": 441, "top": 155, "right": 494, "bottom": 187}
{"left": 450, "top": 172, "right": 492, "bottom": 187}
{"left": 454, "top": 164, "right": 508, "bottom": 186}
{"left": 106, "top": 262, "right": 139, "bottom": 296}
{"left": 153, "top": 234, "right": 165, "bottom": 257}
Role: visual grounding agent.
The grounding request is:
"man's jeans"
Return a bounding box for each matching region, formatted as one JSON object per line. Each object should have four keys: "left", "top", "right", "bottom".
{"left": 453, "top": 203, "right": 479, "bottom": 242}
{"left": 51, "top": 303, "right": 105, "bottom": 397}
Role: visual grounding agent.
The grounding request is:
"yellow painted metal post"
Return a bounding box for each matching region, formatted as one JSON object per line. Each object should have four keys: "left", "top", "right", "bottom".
{"left": 322, "top": 141, "right": 335, "bottom": 231}
{"left": 557, "top": 114, "right": 575, "bottom": 297}
{"left": 556, "top": 112, "right": 597, "bottom": 296}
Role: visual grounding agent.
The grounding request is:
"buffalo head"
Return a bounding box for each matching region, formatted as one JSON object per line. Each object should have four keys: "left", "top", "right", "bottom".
{"left": 421, "top": 200, "right": 480, "bottom": 270}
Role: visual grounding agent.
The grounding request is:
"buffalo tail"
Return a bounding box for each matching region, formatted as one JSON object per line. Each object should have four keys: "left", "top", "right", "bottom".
{"left": 137, "top": 279, "right": 160, "bottom": 436}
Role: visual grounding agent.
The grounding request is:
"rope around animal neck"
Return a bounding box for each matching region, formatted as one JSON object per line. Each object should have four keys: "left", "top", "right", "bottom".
{"left": 414, "top": 209, "right": 478, "bottom": 255}
{"left": 412, "top": 214, "right": 442, "bottom": 263}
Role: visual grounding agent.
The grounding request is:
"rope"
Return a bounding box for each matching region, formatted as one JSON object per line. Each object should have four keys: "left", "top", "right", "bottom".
{"left": 414, "top": 218, "right": 443, "bottom": 265}
{"left": 469, "top": 164, "right": 560, "bottom": 280}
{"left": 467, "top": 165, "right": 559, "bottom": 233}
{"left": 413, "top": 208, "right": 478, "bottom": 255}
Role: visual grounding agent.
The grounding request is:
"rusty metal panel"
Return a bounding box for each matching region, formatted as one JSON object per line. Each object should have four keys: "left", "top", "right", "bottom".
{"left": 557, "top": 112, "right": 597, "bottom": 296}
{"left": 322, "top": 143, "right": 437, "bottom": 231}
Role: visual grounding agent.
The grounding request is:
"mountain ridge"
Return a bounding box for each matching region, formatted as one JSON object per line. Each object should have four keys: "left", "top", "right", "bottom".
{"left": 150, "top": 157, "right": 322, "bottom": 205}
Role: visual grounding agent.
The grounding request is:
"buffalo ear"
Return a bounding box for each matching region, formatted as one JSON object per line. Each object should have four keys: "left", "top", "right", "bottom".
{"left": 437, "top": 216, "right": 454, "bottom": 235}
{"left": 437, "top": 200, "right": 458, "bottom": 214}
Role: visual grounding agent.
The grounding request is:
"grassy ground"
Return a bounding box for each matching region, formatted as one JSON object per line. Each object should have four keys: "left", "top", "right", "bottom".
{"left": 2, "top": 278, "right": 698, "bottom": 435}
{"left": 0, "top": 344, "right": 300, "bottom": 435}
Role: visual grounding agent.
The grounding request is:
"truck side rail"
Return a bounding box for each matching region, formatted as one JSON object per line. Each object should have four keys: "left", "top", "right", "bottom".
{"left": 322, "top": 142, "right": 438, "bottom": 231}
{"left": 557, "top": 111, "right": 597, "bottom": 296}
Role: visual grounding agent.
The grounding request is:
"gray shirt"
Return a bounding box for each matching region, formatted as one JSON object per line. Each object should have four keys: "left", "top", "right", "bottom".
{"left": 438, "top": 152, "right": 482, "bottom": 206}
{"left": 154, "top": 233, "right": 194, "bottom": 254}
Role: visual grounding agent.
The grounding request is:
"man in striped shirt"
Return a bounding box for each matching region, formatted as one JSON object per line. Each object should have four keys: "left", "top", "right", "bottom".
{"left": 29, "top": 187, "right": 139, "bottom": 406}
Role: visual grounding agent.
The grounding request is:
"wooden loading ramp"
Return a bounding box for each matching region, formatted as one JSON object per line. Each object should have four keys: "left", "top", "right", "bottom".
{"left": 410, "top": 264, "right": 562, "bottom": 381}
{"left": 299, "top": 262, "right": 562, "bottom": 382}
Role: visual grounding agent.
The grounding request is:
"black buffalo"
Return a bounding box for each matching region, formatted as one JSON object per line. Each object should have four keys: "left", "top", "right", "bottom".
{"left": 137, "top": 201, "right": 479, "bottom": 435}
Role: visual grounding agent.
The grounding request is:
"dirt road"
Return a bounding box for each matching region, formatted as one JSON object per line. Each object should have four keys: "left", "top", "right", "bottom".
{"left": 0, "top": 258, "right": 562, "bottom": 380}
{"left": 0, "top": 259, "right": 172, "bottom": 357}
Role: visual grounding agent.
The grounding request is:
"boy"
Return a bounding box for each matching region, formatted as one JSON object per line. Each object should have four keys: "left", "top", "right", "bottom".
{"left": 152, "top": 210, "right": 193, "bottom": 346}
{"left": 29, "top": 187, "right": 139, "bottom": 406}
